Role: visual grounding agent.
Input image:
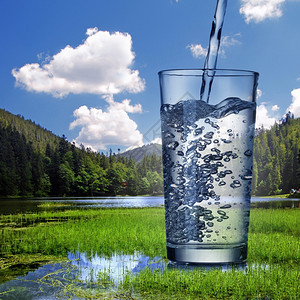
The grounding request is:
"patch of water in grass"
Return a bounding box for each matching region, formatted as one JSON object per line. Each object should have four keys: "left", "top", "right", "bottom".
{"left": 0, "top": 252, "right": 167, "bottom": 299}
{"left": 67, "top": 251, "right": 166, "bottom": 284}
{"left": 0, "top": 250, "right": 276, "bottom": 299}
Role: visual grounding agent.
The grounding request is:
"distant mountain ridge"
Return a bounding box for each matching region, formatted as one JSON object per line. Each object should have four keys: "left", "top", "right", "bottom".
{"left": 120, "top": 143, "right": 162, "bottom": 162}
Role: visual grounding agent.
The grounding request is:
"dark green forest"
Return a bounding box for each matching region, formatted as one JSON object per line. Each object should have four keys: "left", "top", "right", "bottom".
{"left": 0, "top": 108, "right": 163, "bottom": 197}
{"left": 0, "top": 108, "right": 299, "bottom": 197}
{"left": 252, "top": 118, "right": 300, "bottom": 195}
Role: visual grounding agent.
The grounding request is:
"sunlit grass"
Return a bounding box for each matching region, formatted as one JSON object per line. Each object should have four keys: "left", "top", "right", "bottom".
{"left": 121, "top": 263, "right": 299, "bottom": 299}
{"left": 0, "top": 208, "right": 166, "bottom": 257}
{"left": 0, "top": 206, "right": 299, "bottom": 299}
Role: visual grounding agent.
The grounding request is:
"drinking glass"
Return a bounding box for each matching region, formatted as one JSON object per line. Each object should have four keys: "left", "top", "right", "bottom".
{"left": 159, "top": 69, "right": 259, "bottom": 264}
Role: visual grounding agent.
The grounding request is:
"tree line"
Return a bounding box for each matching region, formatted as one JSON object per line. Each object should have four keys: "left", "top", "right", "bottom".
{"left": 252, "top": 118, "right": 300, "bottom": 195}
{"left": 0, "top": 126, "right": 163, "bottom": 197}
{"left": 0, "top": 108, "right": 163, "bottom": 197}
{"left": 0, "top": 108, "right": 299, "bottom": 197}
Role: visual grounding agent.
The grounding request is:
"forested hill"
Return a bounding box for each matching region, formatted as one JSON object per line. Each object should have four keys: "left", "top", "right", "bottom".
{"left": 0, "top": 108, "right": 163, "bottom": 197}
{"left": 0, "top": 108, "right": 61, "bottom": 154}
{"left": 252, "top": 118, "right": 300, "bottom": 195}
{"left": 0, "top": 107, "right": 299, "bottom": 197}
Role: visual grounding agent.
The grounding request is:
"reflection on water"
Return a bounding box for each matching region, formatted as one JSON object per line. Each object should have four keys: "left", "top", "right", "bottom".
{"left": 0, "top": 196, "right": 164, "bottom": 215}
{"left": 68, "top": 251, "right": 166, "bottom": 284}
{"left": 0, "top": 250, "right": 269, "bottom": 299}
{"left": 0, "top": 252, "right": 167, "bottom": 299}
{"left": 0, "top": 196, "right": 299, "bottom": 214}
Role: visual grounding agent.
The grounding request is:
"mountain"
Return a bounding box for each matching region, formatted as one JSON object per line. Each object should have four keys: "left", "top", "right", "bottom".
{"left": 0, "top": 108, "right": 164, "bottom": 197}
{"left": 120, "top": 143, "right": 162, "bottom": 162}
{"left": 0, "top": 106, "right": 299, "bottom": 197}
{"left": 0, "top": 108, "right": 61, "bottom": 154}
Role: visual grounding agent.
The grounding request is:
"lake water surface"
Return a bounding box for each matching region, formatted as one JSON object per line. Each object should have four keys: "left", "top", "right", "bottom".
{"left": 0, "top": 195, "right": 299, "bottom": 214}
{"left": 0, "top": 196, "right": 298, "bottom": 298}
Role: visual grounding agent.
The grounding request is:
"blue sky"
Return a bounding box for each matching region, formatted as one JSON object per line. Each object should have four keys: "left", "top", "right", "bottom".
{"left": 0, "top": 0, "right": 299, "bottom": 153}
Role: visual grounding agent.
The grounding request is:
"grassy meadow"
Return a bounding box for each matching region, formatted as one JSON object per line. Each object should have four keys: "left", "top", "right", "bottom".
{"left": 0, "top": 206, "right": 299, "bottom": 299}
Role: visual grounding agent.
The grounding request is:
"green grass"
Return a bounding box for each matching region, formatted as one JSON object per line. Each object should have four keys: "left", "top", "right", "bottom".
{"left": 121, "top": 264, "right": 299, "bottom": 299}
{"left": 0, "top": 206, "right": 299, "bottom": 299}
{"left": 0, "top": 208, "right": 166, "bottom": 257}
{"left": 258, "top": 194, "right": 290, "bottom": 198}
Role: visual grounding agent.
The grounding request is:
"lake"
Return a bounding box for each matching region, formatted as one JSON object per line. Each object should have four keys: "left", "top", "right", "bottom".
{"left": 0, "top": 196, "right": 299, "bottom": 214}
{"left": 0, "top": 196, "right": 298, "bottom": 299}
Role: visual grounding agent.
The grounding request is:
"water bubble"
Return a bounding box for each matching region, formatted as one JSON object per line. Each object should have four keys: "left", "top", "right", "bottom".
{"left": 244, "top": 149, "right": 252, "bottom": 157}
{"left": 230, "top": 180, "right": 241, "bottom": 188}
{"left": 165, "top": 132, "right": 175, "bottom": 138}
{"left": 207, "top": 222, "right": 214, "bottom": 227}
{"left": 220, "top": 204, "right": 231, "bottom": 209}
{"left": 224, "top": 151, "right": 233, "bottom": 157}
{"left": 240, "top": 173, "right": 252, "bottom": 180}
{"left": 227, "top": 129, "right": 232, "bottom": 133}
{"left": 218, "top": 171, "right": 226, "bottom": 178}
{"left": 221, "top": 138, "right": 232, "bottom": 144}
{"left": 213, "top": 139, "right": 219, "bottom": 143}
{"left": 167, "top": 141, "right": 179, "bottom": 150}
{"left": 217, "top": 210, "right": 226, "bottom": 216}
{"left": 211, "top": 147, "right": 221, "bottom": 154}
{"left": 231, "top": 153, "right": 238, "bottom": 159}
{"left": 218, "top": 180, "right": 226, "bottom": 186}
{"left": 194, "top": 127, "right": 203, "bottom": 136}
{"left": 177, "top": 151, "right": 184, "bottom": 156}
{"left": 204, "top": 132, "right": 214, "bottom": 139}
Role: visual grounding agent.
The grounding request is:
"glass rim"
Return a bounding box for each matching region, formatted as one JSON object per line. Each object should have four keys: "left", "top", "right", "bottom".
{"left": 158, "top": 68, "right": 259, "bottom": 77}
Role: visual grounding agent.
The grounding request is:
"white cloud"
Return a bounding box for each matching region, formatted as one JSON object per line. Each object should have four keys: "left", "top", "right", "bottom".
{"left": 286, "top": 88, "right": 300, "bottom": 118}
{"left": 12, "top": 28, "right": 145, "bottom": 98}
{"left": 256, "top": 88, "right": 262, "bottom": 99}
{"left": 220, "top": 34, "right": 242, "bottom": 48}
{"left": 103, "top": 94, "right": 142, "bottom": 113}
{"left": 70, "top": 97, "right": 144, "bottom": 151}
{"left": 187, "top": 44, "right": 208, "bottom": 58}
{"left": 187, "top": 34, "right": 241, "bottom": 59}
{"left": 256, "top": 103, "right": 277, "bottom": 129}
{"left": 240, "top": 0, "right": 286, "bottom": 23}
{"left": 271, "top": 104, "right": 280, "bottom": 111}
{"left": 149, "top": 137, "right": 162, "bottom": 145}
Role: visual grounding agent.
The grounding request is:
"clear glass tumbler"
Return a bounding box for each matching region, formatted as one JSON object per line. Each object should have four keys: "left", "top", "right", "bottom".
{"left": 159, "top": 69, "right": 259, "bottom": 264}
